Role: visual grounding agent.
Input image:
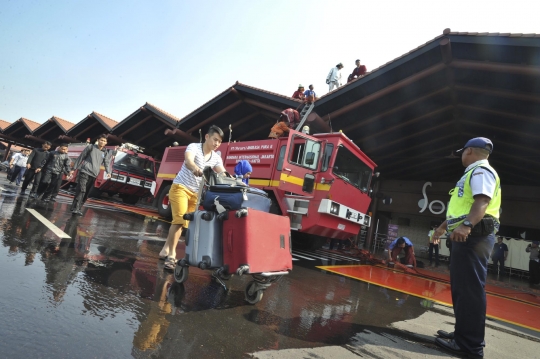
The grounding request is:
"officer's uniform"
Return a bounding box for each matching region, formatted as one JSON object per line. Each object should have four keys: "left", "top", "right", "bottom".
{"left": 446, "top": 158, "right": 501, "bottom": 356}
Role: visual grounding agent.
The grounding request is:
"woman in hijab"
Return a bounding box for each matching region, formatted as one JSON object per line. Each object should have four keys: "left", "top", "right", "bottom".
{"left": 234, "top": 160, "right": 252, "bottom": 185}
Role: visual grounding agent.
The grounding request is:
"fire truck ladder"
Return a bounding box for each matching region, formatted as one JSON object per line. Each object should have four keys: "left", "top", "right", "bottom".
{"left": 294, "top": 102, "right": 315, "bottom": 131}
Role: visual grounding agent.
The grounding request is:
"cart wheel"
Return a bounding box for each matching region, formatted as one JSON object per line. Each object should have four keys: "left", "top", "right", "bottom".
{"left": 245, "top": 281, "right": 264, "bottom": 304}
{"left": 218, "top": 271, "right": 232, "bottom": 281}
{"left": 174, "top": 265, "right": 189, "bottom": 284}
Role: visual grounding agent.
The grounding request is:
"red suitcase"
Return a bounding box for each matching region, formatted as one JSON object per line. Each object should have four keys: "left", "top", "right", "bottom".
{"left": 222, "top": 208, "right": 292, "bottom": 275}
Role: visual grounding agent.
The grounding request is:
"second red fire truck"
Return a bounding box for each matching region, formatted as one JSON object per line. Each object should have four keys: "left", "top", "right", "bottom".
{"left": 66, "top": 143, "right": 157, "bottom": 204}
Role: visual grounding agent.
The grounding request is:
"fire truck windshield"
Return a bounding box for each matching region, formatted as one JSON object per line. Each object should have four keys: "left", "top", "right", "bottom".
{"left": 332, "top": 145, "right": 372, "bottom": 193}
{"left": 113, "top": 152, "right": 155, "bottom": 179}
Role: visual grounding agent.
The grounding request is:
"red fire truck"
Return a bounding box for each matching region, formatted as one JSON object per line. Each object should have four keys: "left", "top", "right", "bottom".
{"left": 153, "top": 129, "right": 376, "bottom": 248}
{"left": 66, "top": 143, "right": 157, "bottom": 204}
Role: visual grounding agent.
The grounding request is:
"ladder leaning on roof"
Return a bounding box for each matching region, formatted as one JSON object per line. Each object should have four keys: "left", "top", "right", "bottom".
{"left": 294, "top": 102, "right": 315, "bottom": 131}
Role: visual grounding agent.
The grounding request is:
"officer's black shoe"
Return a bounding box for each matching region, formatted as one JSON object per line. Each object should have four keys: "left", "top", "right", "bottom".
{"left": 72, "top": 210, "right": 83, "bottom": 216}
{"left": 436, "top": 330, "right": 454, "bottom": 339}
{"left": 435, "top": 338, "right": 483, "bottom": 359}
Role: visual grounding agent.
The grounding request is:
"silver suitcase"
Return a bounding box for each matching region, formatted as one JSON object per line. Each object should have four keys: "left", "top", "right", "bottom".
{"left": 183, "top": 210, "right": 223, "bottom": 269}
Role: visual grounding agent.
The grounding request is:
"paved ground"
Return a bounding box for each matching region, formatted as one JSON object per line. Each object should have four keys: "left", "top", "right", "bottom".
{"left": 0, "top": 174, "right": 538, "bottom": 358}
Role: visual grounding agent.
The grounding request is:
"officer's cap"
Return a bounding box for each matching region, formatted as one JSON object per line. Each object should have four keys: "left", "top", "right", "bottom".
{"left": 454, "top": 137, "right": 493, "bottom": 155}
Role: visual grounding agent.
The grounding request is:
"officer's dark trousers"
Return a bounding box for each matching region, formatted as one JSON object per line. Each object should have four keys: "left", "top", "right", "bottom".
{"left": 70, "top": 173, "right": 95, "bottom": 212}
{"left": 21, "top": 168, "right": 42, "bottom": 193}
{"left": 529, "top": 260, "right": 540, "bottom": 284}
{"left": 450, "top": 233, "right": 494, "bottom": 356}
{"left": 492, "top": 257, "right": 505, "bottom": 275}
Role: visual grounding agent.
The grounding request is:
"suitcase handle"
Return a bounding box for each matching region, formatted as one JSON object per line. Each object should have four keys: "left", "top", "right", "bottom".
{"left": 227, "top": 229, "right": 233, "bottom": 252}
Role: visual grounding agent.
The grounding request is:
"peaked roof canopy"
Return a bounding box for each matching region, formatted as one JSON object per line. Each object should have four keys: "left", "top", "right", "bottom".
{"left": 2, "top": 118, "right": 42, "bottom": 147}
{"left": 31, "top": 116, "right": 76, "bottom": 144}
{"left": 171, "top": 82, "right": 309, "bottom": 144}
{"left": 110, "top": 102, "right": 182, "bottom": 155}
{"left": 65, "top": 111, "right": 118, "bottom": 144}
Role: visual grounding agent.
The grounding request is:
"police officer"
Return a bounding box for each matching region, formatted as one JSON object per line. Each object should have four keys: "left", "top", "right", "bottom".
{"left": 432, "top": 137, "right": 501, "bottom": 359}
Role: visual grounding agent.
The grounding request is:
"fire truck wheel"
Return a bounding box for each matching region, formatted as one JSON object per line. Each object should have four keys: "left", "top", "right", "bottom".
{"left": 244, "top": 281, "right": 263, "bottom": 305}
{"left": 122, "top": 195, "right": 139, "bottom": 205}
{"left": 157, "top": 185, "right": 172, "bottom": 219}
{"left": 291, "top": 232, "right": 326, "bottom": 250}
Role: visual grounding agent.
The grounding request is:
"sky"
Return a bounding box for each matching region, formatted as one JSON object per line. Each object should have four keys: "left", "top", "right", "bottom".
{"left": 0, "top": 0, "right": 538, "bottom": 126}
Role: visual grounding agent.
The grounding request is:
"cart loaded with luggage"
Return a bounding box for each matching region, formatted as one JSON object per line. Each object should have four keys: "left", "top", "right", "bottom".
{"left": 173, "top": 168, "right": 293, "bottom": 304}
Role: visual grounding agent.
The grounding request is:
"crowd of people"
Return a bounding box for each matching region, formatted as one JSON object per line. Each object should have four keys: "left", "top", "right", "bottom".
{"left": 3, "top": 134, "right": 111, "bottom": 214}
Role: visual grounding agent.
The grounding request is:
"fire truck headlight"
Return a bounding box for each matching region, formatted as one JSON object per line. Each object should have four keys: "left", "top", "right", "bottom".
{"left": 364, "top": 216, "right": 370, "bottom": 225}
{"left": 330, "top": 202, "right": 340, "bottom": 215}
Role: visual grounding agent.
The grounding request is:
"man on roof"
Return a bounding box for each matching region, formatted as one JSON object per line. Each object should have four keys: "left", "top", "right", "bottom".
{"left": 292, "top": 85, "right": 305, "bottom": 100}
{"left": 347, "top": 59, "right": 367, "bottom": 82}
{"left": 326, "top": 63, "right": 344, "bottom": 92}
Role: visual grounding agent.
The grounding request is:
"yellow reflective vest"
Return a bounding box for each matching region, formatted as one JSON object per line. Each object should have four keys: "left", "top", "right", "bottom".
{"left": 446, "top": 161, "right": 501, "bottom": 232}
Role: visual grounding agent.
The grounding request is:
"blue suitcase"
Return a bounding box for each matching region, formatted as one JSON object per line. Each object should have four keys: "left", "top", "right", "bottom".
{"left": 202, "top": 185, "right": 271, "bottom": 213}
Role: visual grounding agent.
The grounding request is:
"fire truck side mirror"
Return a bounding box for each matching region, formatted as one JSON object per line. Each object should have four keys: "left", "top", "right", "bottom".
{"left": 305, "top": 152, "right": 315, "bottom": 165}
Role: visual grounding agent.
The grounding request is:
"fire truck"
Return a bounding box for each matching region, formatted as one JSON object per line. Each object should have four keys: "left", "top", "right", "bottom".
{"left": 153, "top": 129, "right": 376, "bottom": 248}
{"left": 66, "top": 143, "right": 157, "bottom": 205}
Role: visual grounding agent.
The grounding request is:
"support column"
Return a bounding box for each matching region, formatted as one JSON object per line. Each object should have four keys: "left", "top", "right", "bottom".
{"left": 3, "top": 143, "right": 11, "bottom": 161}
{"left": 365, "top": 180, "right": 381, "bottom": 251}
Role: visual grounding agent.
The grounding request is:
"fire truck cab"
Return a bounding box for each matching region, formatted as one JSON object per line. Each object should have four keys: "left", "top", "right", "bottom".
{"left": 66, "top": 143, "right": 157, "bottom": 204}
{"left": 154, "top": 129, "right": 376, "bottom": 248}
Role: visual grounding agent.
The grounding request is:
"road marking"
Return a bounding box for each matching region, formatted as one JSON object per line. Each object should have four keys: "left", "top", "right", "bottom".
{"left": 26, "top": 209, "right": 71, "bottom": 239}
{"left": 293, "top": 250, "right": 334, "bottom": 261}
{"left": 315, "top": 250, "right": 361, "bottom": 261}
{"left": 290, "top": 252, "right": 315, "bottom": 261}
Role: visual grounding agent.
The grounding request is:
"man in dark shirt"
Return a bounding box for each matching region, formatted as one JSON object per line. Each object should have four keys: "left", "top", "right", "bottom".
{"left": 21, "top": 141, "right": 52, "bottom": 197}
{"left": 36, "top": 144, "right": 74, "bottom": 202}
{"left": 347, "top": 59, "right": 367, "bottom": 83}
{"left": 491, "top": 236, "right": 508, "bottom": 276}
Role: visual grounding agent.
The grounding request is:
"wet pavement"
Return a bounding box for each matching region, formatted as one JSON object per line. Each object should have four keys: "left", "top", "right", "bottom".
{"left": 0, "top": 176, "right": 539, "bottom": 359}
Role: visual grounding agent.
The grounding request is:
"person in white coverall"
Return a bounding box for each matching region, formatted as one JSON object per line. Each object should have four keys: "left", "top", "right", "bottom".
{"left": 326, "top": 63, "right": 344, "bottom": 91}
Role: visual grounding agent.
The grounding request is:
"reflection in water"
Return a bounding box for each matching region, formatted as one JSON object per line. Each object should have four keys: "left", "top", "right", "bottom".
{"left": 0, "top": 193, "right": 434, "bottom": 358}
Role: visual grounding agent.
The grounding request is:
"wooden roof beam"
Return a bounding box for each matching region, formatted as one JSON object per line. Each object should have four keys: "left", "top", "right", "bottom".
{"left": 364, "top": 121, "right": 453, "bottom": 153}
{"left": 164, "top": 128, "right": 199, "bottom": 144}
{"left": 326, "top": 62, "right": 446, "bottom": 120}
{"left": 69, "top": 121, "right": 98, "bottom": 138}
{"left": 236, "top": 121, "right": 274, "bottom": 141}
{"left": 186, "top": 100, "right": 242, "bottom": 134}
{"left": 137, "top": 124, "right": 168, "bottom": 143}
{"left": 356, "top": 105, "right": 452, "bottom": 143}
{"left": 458, "top": 105, "right": 540, "bottom": 124}
{"left": 461, "top": 119, "right": 540, "bottom": 141}
{"left": 451, "top": 60, "right": 540, "bottom": 76}
{"left": 455, "top": 84, "right": 540, "bottom": 104}
{"left": 342, "top": 87, "right": 450, "bottom": 133}
{"left": 119, "top": 114, "right": 153, "bottom": 137}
